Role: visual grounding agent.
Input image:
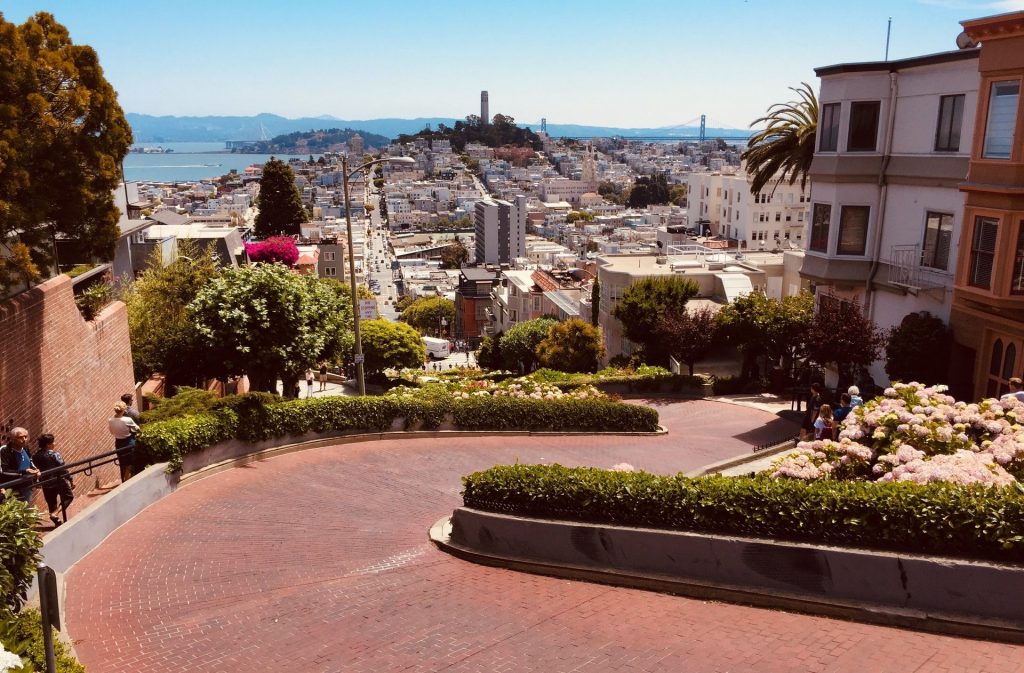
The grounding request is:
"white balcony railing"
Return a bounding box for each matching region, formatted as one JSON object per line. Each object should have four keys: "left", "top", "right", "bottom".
{"left": 885, "top": 244, "right": 953, "bottom": 292}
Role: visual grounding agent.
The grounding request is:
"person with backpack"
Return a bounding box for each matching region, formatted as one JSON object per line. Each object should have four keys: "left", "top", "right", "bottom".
{"left": 814, "top": 404, "right": 835, "bottom": 441}
{"left": 33, "top": 433, "right": 74, "bottom": 527}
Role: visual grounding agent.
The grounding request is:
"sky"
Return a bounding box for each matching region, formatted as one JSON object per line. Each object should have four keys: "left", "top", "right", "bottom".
{"left": 4, "top": 0, "right": 1024, "bottom": 129}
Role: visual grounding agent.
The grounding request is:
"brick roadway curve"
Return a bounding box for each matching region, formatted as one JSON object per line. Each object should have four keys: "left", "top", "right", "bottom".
{"left": 64, "top": 400, "right": 1023, "bottom": 673}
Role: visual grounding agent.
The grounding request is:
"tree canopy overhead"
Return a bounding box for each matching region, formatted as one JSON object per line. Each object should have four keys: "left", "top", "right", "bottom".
{"left": 254, "top": 157, "right": 306, "bottom": 238}
{"left": 0, "top": 11, "right": 132, "bottom": 274}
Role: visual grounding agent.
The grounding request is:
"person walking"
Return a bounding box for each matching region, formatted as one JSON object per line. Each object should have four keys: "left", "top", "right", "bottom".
{"left": 305, "top": 369, "right": 315, "bottom": 398}
{"left": 814, "top": 404, "right": 835, "bottom": 440}
{"left": 33, "top": 434, "right": 74, "bottom": 527}
{"left": 318, "top": 363, "right": 329, "bottom": 391}
{"left": 0, "top": 427, "right": 39, "bottom": 504}
{"left": 108, "top": 401, "right": 140, "bottom": 483}
{"left": 833, "top": 393, "right": 854, "bottom": 425}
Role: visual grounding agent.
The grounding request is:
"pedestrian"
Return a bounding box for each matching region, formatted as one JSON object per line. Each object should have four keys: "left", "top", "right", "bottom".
{"left": 800, "top": 382, "right": 824, "bottom": 442}
{"left": 848, "top": 385, "right": 864, "bottom": 408}
{"left": 306, "top": 369, "right": 315, "bottom": 398}
{"left": 108, "top": 401, "right": 140, "bottom": 483}
{"left": 833, "top": 393, "right": 854, "bottom": 425}
{"left": 319, "top": 362, "right": 329, "bottom": 391}
{"left": 814, "top": 404, "right": 835, "bottom": 440}
{"left": 33, "top": 434, "right": 74, "bottom": 527}
{"left": 121, "top": 393, "right": 142, "bottom": 424}
{"left": 1001, "top": 377, "right": 1024, "bottom": 402}
{"left": 0, "top": 427, "right": 39, "bottom": 504}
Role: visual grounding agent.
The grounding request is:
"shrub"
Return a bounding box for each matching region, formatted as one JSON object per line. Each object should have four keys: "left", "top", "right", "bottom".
{"left": 536, "top": 319, "right": 604, "bottom": 373}
{"left": 141, "top": 387, "right": 220, "bottom": 422}
{"left": 885, "top": 311, "right": 952, "bottom": 386}
{"left": 74, "top": 282, "right": 112, "bottom": 320}
{"left": 244, "top": 236, "right": 299, "bottom": 266}
{"left": 0, "top": 610, "right": 85, "bottom": 673}
{"left": 0, "top": 500, "right": 42, "bottom": 613}
{"left": 135, "top": 393, "right": 659, "bottom": 471}
{"left": 461, "top": 464, "right": 1024, "bottom": 562}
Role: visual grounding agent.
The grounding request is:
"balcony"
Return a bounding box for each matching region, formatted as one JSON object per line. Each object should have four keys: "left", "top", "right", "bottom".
{"left": 883, "top": 245, "right": 953, "bottom": 297}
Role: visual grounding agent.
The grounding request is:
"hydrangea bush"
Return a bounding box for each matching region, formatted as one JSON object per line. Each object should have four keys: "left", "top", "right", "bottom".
{"left": 771, "top": 382, "right": 1024, "bottom": 487}
{"left": 385, "top": 375, "right": 606, "bottom": 401}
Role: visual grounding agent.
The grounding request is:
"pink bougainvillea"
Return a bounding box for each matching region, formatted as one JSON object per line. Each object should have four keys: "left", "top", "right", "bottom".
{"left": 245, "top": 236, "right": 299, "bottom": 266}
{"left": 771, "top": 382, "right": 1024, "bottom": 487}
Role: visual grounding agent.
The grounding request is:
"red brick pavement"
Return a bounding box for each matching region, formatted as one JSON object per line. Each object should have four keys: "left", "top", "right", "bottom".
{"left": 63, "top": 400, "right": 1024, "bottom": 672}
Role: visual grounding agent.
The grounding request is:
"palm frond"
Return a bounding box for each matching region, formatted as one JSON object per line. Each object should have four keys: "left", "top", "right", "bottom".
{"left": 741, "top": 82, "right": 818, "bottom": 196}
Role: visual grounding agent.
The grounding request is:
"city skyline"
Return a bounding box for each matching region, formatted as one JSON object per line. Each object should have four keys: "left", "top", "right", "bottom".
{"left": 3, "top": 0, "right": 1024, "bottom": 129}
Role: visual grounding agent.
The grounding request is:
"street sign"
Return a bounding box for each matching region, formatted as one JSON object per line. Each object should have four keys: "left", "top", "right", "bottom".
{"left": 354, "top": 354, "right": 365, "bottom": 364}
{"left": 359, "top": 299, "right": 377, "bottom": 319}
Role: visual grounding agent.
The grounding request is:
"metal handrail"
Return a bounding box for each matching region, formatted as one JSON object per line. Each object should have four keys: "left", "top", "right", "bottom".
{"left": 1, "top": 448, "right": 122, "bottom": 492}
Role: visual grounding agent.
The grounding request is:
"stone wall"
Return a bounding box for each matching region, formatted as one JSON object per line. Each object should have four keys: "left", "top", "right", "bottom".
{"left": 0, "top": 275, "right": 135, "bottom": 501}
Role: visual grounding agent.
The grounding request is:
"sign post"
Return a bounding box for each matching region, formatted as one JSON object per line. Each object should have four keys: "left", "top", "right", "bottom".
{"left": 37, "top": 563, "right": 59, "bottom": 673}
{"left": 358, "top": 299, "right": 377, "bottom": 320}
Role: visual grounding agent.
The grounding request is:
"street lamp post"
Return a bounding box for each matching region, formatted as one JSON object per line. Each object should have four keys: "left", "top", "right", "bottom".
{"left": 342, "top": 154, "right": 414, "bottom": 395}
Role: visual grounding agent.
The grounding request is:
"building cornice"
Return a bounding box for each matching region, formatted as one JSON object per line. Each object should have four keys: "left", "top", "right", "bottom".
{"left": 962, "top": 11, "right": 1024, "bottom": 42}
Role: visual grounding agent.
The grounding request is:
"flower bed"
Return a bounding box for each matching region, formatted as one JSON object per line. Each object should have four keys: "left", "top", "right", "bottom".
{"left": 461, "top": 463, "right": 1024, "bottom": 562}
{"left": 137, "top": 392, "right": 660, "bottom": 471}
{"left": 771, "top": 382, "right": 1024, "bottom": 486}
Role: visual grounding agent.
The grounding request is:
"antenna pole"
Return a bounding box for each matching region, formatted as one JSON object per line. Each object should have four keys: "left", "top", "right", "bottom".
{"left": 885, "top": 17, "right": 892, "bottom": 61}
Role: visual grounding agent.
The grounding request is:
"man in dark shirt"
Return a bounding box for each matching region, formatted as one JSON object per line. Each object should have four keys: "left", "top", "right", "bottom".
{"left": 800, "top": 383, "right": 823, "bottom": 441}
{"left": 1, "top": 427, "right": 40, "bottom": 504}
{"left": 833, "top": 393, "right": 854, "bottom": 426}
{"left": 33, "top": 433, "right": 74, "bottom": 526}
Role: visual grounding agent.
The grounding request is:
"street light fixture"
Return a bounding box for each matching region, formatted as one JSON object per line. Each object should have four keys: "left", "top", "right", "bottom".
{"left": 342, "top": 154, "right": 415, "bottom": 395}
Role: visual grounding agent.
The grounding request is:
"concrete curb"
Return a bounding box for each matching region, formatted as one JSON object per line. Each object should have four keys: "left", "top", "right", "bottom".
{"left": 685, "top": 439, "right": 797, "bottom": 477}
{"left": 430, "top": 508, "right": 1024, "bottom": 644}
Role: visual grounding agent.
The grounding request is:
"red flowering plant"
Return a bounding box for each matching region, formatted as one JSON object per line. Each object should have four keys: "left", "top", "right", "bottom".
{"left": 244, "top": 236, "right": 299, "bottom": 266}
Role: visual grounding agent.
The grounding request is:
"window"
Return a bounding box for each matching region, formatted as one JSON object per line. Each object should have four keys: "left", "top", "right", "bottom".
{"left": 819, "top": 103, "right": 840, "bottom": 151}
{"left": 921, "top": 212, "right": 953, "bottom": 270}
{"left": 837, "top": 206, "right": 869, "bottom": 256}
{"left": 934, "top": 94, "right": 965, "bottom": 152}
{"left": 969, "top": 216, "right": 999, "bottom": 289}
{"left": 1012, "top": 222, "right": 1024, "bottom": 295}
{"left": 324, "top": 266, "right": 337, "bottom": 277}
{"left": 810, "top": 203, "right": 831, "bottom": 253}
{"left": 983, "top": 81, "right": 1020, "bottom": 159}
{"left": 775, "top": 212, "right": 781, "bottom": 222}
{"left": 323, "top": 251, "right": 336, "bottom": 261}
{"left": 987, "top": 337, "right": 1021, "bottom": 398}
{"left": 847, "top": 101, "right": 881, "bottom": 151}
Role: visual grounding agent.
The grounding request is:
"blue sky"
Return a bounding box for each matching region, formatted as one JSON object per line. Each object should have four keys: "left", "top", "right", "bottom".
{"left": 3, "top": 0, "right": 1023, "bottom": 128}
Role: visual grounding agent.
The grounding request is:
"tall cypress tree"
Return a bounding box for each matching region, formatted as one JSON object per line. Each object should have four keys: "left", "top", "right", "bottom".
{"left": 254, "top": 157, "right": 307, "bottom": 238}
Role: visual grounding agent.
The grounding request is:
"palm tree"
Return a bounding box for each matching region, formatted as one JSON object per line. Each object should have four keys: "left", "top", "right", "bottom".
{"left": 741, "top": 82, "right": 818, "bottom": 196}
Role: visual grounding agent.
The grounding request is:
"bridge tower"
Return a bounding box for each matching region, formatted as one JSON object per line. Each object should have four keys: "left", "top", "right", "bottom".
{"left": 699, "top": 114, "right": 706, "bottom": 144}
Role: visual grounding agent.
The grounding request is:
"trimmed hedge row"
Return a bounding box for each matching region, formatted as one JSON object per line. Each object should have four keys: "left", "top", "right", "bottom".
{"left": 138, "top": 394, "right": 660, "bottom": 471}
{"left": 461, "top": 464, "right": 1024, "bottom": 563}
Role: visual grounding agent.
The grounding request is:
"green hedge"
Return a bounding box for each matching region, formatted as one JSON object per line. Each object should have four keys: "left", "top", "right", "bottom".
{"left": 137, "top": 394, "right": 660, "bottom": 471}
{"left": 1, "top": 609, "right": 85, "bottom": 673}
{"left": 461, "top": 464, "right": 1024, "bottom": 563}
{"left": 0, "top": 499, "right": 43, "bottom": 613}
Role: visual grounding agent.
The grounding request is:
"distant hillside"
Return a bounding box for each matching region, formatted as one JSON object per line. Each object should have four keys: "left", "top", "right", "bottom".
{"left": 241, "top": 128, "right": 390, "bottom": 154}
{"left": 396, "top": 114, "right": 542, "bottom": 152}
{"left": 125, "top": 112, "right": 752, "bottom": 144}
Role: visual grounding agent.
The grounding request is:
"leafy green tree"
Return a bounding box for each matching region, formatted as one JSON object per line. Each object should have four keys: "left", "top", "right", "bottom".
{"left": 400, "top": 296, "right": 455, "bottom": 336}
{"left": 885, "top": 311, "right": 952, "bottom": 385}
{"left": 717, "top": 290, "right": 814, "bottom": 379}
{"left": 611, "top": 277, "right": 699, "bottom": 364}
{"left": 657, "top": 307, "right": 719, "bottom": 376}
{"left": 254, "top": 157, "right": 306, "bottom": 238}
{"left": 476, "top": 333, "right": 503, "bottom": 370}
{"left": 669, "top": 184, "right": 688, "bottom": 207}
{"left": 566, "top": 211, "right": 595, "bottom": 224}
{"left": 0, "top": 12, "right": 132, "bottom": 269}
{"left": 439, "top": 240, "right": 469, "bottom": 269}
{"left": 804, "top": 296, "right": 887, "bottom": 389}
{"left": 628, "top": 174, "right": 670, "bottom": 209}
{"left": 741, "top": 83, "right": 818, "bottom": 196}
{"left": 124, "top": 242, "right": 221, "bottom": 390}
{"left": 501, "top": 318, "right": 558, "bottom": 373}
{"left": 590, "top": 279, "right": 600, "bottom": 326}
{"left": 394, "top": 294, "right": 415, "bottom": 312}
{"left": 188, "top": 264, "right": 353, "bottom": 394}
{"left": 536, "top": 319, "right": 605, "bottom": 373}
{"left": 359, "top": 319, "right": 426, "bottom": 374}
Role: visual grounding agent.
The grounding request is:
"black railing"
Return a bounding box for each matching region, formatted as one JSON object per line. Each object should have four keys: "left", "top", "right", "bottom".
{"left": 1, "top": 448, "right": 122, "bottom": 494}
{"left": 753, "top": 435, "right": 799, "bottom": 453}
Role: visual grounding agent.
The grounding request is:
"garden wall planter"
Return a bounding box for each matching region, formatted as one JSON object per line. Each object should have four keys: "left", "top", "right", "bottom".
{"left": 442, "top": 507, "right": 1024, "bottom": 642}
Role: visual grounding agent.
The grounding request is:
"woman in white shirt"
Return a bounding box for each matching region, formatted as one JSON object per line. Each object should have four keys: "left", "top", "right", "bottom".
{"left": 108, "top": 401, "right": 140, "bottom": 483}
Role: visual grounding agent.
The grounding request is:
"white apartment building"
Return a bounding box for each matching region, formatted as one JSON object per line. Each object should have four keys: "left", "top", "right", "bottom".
{"left": 801, "top": 47, "right": 980, "bottom": 384}
{"left": 540, "top": 178, "right": 596, "bottom": 207}
{"left": 687, "top": 171, "right": 809, "bottom": 247}
{"left": 474, "top": 195, "right": 527, "bottom": 265}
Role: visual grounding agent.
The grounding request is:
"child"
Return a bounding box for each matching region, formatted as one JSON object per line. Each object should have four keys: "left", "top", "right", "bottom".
{"left": 33, "top": 434, "right": 74, "bottom": 527}
{"left": 814, "top": 404, "right": 835, "bottom": 441}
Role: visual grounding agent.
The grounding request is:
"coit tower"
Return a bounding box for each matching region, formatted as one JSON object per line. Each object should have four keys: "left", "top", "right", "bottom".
{"left": 481, "top": 91, "right": 489, "bottom": 125}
